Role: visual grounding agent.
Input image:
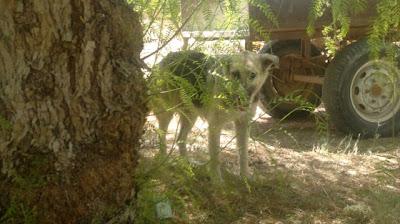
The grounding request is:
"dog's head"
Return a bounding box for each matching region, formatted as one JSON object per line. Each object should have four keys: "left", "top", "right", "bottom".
{"left": 227, "top": 51, "right": 279, "bottom": 104}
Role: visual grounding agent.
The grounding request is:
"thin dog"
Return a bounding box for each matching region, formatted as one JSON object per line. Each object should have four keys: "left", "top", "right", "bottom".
{"left": 149, "top": 50, "right": 279, "bottom": 179}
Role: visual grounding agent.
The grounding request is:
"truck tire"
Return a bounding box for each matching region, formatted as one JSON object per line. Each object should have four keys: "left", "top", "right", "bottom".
{"left": 259, "top": 40, "right": 324, "bottom": 119}
{"left": 323, "top": 39, "right": 400, "bottom": 137}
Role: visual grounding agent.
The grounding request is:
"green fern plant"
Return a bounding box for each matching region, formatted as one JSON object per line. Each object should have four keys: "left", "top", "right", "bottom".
{"left": 248, "top": 0, "right": 278, "bottom": 28}
{"left": 135, "top": 156, "right": 200, "bottom": 223}
{"left": 246, "top": 0, "right": 279, "bottom": 43}
{"left": 148, "top": 55, "right": 251, "bottom": 117}
{"left": 269, "top": 91, "right": 329, "bottom": 138}
{"left": 368, "top": 0, "right": 400, "bottom": 58}
{"left": 308, "top": 0, "right": 400, "bottom": 58}
{"left": 148, "top": 69, "right": 198, "bottom": 113}
{"left": 248, "top": 18, "right": 271, "bottom": 42}
{"left": 129, "top": 0, "right": 279, "bottom": 60}
{"left": 308, "top": 0, "right": 367, "bottom": 56}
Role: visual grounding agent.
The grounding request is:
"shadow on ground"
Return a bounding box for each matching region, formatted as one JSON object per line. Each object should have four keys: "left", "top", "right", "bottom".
{"left": 251, "top": 112, "right": 400, "bottom": 154}
{"left": 138, "top": 112, "right": 400, "bottom": 224}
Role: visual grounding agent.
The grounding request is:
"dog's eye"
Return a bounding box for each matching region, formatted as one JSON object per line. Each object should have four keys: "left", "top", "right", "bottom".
{"left": 249, "top": 72, "right": 257, "bottom": 80}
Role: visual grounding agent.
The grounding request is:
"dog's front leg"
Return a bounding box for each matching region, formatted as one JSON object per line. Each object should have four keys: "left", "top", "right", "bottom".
{"left": 156, "top": 112, "right": 173, "bottom": 156}
{"left": 208, "top": 125, "right": 222, "bottom": 181}
{"left": 235, "top": 118, "right": 249, "bottom": 177}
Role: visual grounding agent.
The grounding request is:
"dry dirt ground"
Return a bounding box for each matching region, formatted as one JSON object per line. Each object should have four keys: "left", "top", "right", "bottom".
{"left": 138, "top": 108, "right": 400, "bottom": 224}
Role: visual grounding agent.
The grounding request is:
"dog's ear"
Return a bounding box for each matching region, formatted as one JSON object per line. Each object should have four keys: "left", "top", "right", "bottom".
{"left": 260, "top": 54, "right": 279, "bottom": 71}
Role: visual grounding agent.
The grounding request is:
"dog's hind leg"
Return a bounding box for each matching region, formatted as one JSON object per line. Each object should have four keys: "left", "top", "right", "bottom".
{"left": 177, "top": 112, "right": 197, "bottom": 157}
{"left": 235, "top": 119, "right": 250, "bottom": 178}
{"left": 156, "top": 111, "right": 173, "bottom": 155}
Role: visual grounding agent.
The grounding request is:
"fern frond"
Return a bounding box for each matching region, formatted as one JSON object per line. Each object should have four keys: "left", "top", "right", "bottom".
{"left": 249, "top": 18, "right": 270, "bottom": 42}
{"left": 248, "top": 0, "right": 278, "bottom": 28}
{"left": 368, "top": 0, "right": 400, "bottom": 58}
{"left": 308, "top": 0, "right": 367, "bottom": 56}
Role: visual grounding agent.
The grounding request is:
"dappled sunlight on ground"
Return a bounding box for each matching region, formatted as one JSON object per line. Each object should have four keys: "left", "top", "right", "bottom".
{"left": 141, "top": 108, "right": 400, "bottom": 223}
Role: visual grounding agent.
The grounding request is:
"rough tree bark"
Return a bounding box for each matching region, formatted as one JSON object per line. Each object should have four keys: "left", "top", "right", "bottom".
{"left": 0, "top": 0, "right": 147, "bottom": 223}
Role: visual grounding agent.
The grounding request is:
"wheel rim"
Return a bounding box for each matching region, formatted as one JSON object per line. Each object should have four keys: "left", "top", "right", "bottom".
{"left": 350, "top": 60, "right": 400, "bottom": 123}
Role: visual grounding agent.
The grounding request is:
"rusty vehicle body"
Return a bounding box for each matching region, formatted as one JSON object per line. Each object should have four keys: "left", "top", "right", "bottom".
{"left": 248, "top": 0, "right": 377, "bottom": 41}
{"left": 181, "top": 0, "right": 400, "bottom": 137}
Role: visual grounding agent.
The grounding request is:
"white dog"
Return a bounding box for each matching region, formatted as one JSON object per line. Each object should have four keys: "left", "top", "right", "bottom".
{"left": 149, "top": 50, "right": 278, "bottom": 180}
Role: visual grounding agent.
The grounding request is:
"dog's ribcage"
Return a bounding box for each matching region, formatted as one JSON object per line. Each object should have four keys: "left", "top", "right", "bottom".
{"left": 156, "top": 51, "right": 258, "bottom": 122}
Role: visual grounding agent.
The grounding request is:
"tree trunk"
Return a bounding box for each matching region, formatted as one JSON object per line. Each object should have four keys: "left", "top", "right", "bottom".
{"left": 0, "top": 0, "right": 147, "bottom": 223}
